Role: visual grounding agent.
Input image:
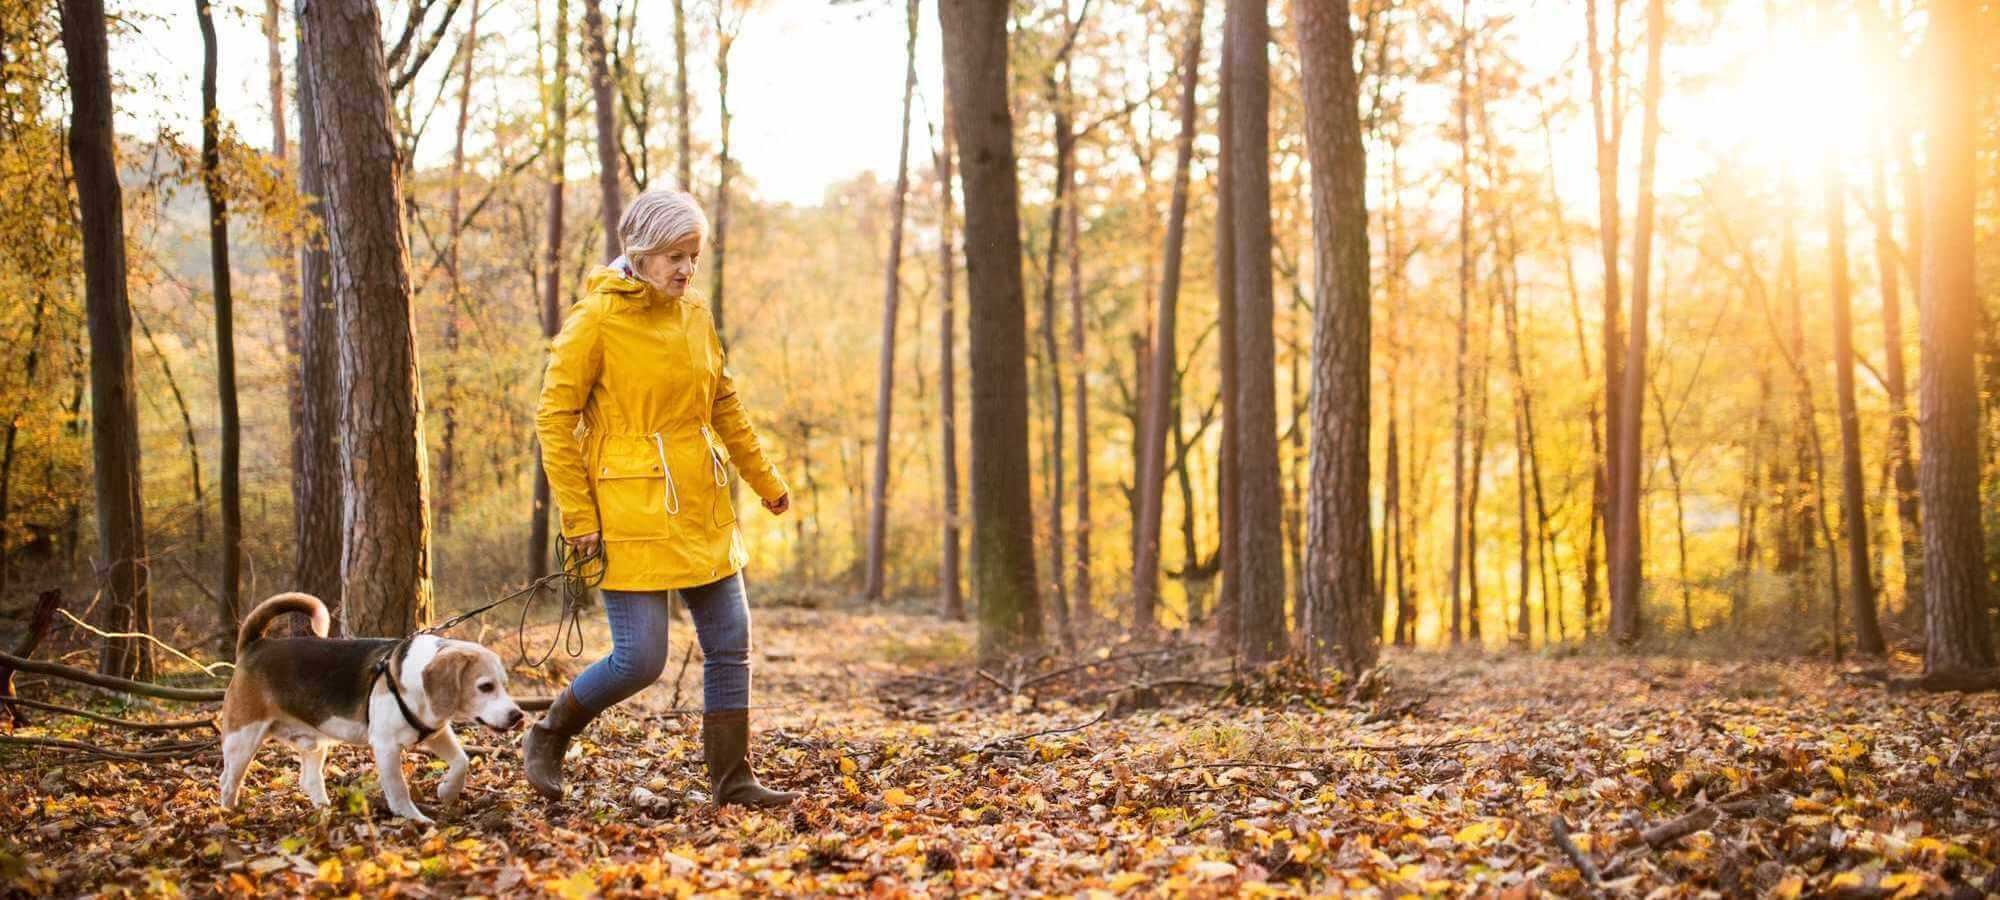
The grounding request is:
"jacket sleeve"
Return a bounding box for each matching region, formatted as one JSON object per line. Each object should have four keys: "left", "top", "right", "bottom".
{"left": 707, "top": 317, "right": 789, "bottom": 504}
{"left": 536, "top": 300, "right": 605, "bottom": 538}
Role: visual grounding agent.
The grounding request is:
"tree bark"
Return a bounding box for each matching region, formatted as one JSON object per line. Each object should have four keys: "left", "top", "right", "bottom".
{"left": 530, "top": 0, "right": 570, "bottom": 583}
{"left": 1228, "top": 0, "right": 1287, "bottom": 663}
{"left": 674, "top": 0, "right": 692, "bottom": 192}
{"left": 1297, "top": 0, "right": 1373, "bottom": 674}
{"left": 711, "top": 3, "right": 738, "bottom": 341}
{"left": 62, "top": 0, "right": 154, "bottom": 678}
{"left": 196, "top": 0, "right": 243, "bottom": 651}
{"left": 1067, "top": 136, "right": 1091, "bottom": 628}
{"left": 938, "top": 104, "right": 964, "bottom": 621}
{"left": 1608, "top": 0, "right": 1663, "bottom": 645}
{"left": 1133, "top": 2, "right": 1204, "bottom": 632}
{"left": 293, "top": 12, "right": 344, "bottom": 627}
{"left": 939, "top": 0, "right": 1043, "bottom": 659}
{"left": 864, "top": 0, "right": 919, "bottom": 603}
{"left": 1871, "top": 126, "right": 1922, "bottom": 620}
{"left": 264, "top": 0, "right": 307, "bottom": 601}
{"left": 583, "top": 0, "right": 622, "bottom": 259}
{"left": 300, "top": 0, "right": 435, "bottom": 636}
{"left": 1916, "top": 0, "right": 1996, "bottom": 677}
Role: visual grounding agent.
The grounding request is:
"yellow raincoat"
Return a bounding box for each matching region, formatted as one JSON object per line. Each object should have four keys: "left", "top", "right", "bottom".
{"left": 536, "top": 266, "right": 788, "bottom": 591}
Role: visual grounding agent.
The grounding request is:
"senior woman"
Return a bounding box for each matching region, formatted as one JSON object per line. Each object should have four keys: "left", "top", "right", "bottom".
{"left": 524, "top": 189, "right": 797, "bottom": 808}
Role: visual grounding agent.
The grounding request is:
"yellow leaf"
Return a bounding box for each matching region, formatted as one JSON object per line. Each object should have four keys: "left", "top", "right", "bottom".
{"left": 839, "top": 757, "right": 858, "bottom": 775}
{"left": 883, "top": 788, "right": 913, "bottom": 807}
{"left": 1828, "top": 871, "right": 1866, "bottom": 889}
{"left": 1106, "top": 872, "right": 1149, "bottom": 891}
{"left": 1828, "top": 765, "right": 1847, "bottom": 787}
{"left": 544, "top": 870, "right": 599, "bottom": 900}
{"left": 316, "top": 857, "right": 343, "bottom": 885}
{"left": 1453, "top": 821, "right": 1496, "bottom": 846}
{"left": 1771, "top": 876, "right": 1805, "bottom": 899}
{"left": 1882, "top": 872, "right": 1930, "bottom": 900}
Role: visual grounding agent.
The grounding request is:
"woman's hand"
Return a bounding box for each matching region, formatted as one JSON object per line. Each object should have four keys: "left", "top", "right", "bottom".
{"left": 566, "top": 532, "right": 602, "bottom": 558}
{"left": 762, "top": 493, "right": 790, "bottom": 516}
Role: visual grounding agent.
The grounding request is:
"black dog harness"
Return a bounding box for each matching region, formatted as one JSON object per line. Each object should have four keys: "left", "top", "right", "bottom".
{"left": 371, "top": 647, "right": 441, "bottom": 740}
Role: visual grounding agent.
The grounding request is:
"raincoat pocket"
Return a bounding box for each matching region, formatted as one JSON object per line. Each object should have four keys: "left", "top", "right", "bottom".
{"left": 593, "top": 453, "right": 672, "bottom": 541}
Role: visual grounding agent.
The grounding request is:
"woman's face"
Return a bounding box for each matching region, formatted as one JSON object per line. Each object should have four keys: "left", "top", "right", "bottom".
{"left": 635, "top": 233, "right": 701, "bottom": 297}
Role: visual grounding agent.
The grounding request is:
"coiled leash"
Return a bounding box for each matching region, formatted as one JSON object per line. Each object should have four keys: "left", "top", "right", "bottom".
{"left": 367, "top": 542, "right": 608, "bottom": 734}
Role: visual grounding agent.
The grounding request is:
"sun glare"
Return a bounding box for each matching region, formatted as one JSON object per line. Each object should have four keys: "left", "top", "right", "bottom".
{"left": 1689, "top": 18, "right": 1896, "bottom": 172}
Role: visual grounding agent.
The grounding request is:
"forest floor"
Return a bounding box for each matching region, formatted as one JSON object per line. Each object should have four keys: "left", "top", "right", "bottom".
{"left": 2, "top": 602, "right": 1997, "bottom": 897}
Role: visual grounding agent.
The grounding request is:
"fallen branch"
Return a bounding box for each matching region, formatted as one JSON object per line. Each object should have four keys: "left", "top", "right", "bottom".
{"left": 976, "top": 709, "right": 1108, "bottom": 752}
{"left": 0, "top": 733, "right": 217, "bottom": 762}
{"left": 58, "top": 609, "right": 233, "bottom": 677}
{"left": 1016, "top": 647, "right": 1190, "bottom": 691}
{"left": 3, "top": 697, "right": 213, "bottom": 732}
{"left": 1633, "top": 771, "right": 1796, "bottom": 856}
{"left": 1163, "top": 761, "right": 1329, "bottom": 776}
{"left": 1313, "top": 737, "right": 1491, "bottom": 755}
{"left": 1, "top": 590, "right": 63, "bottom": 726}
{"left": 0, "top": 651, "right": 226, "bottom": 702}
{"left": 1551, "top": 816, "right": 1602, "bottom": 887}
{"left": 1887, "top": 668, "right": 2000, "bottom": 694}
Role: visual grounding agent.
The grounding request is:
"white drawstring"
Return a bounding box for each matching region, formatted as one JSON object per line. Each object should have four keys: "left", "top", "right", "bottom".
{"left": 650, "top": 433, "right": 682, "bottom": 515}
{"left": 699, "top": 426, "right": 730, "bottom": 487}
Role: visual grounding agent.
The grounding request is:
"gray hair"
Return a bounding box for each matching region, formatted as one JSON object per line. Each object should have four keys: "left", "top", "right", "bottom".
{"left": 619, "top": 189, "right": 710, "bottom": 258}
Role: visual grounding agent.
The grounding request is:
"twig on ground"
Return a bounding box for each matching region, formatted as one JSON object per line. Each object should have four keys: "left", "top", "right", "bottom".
{"left": 1015, "top": 647, "right": 1190, "bottom": 692}
{"left": 3, "top": 697, "right": 213, "bottom": 731}
{"left": 975, "top": 669, "right": 1012, "bottom": 694}
{"left": 0, "top": 651, "right": 226, "bottom": 702}
{"left": 0, "top": 733, "right": 217, "bottom": 762}
{"left": 1551, "top": 815, "right": 1602, "bottom": 887}
{"left": 57, "top": 609, "right": 233, "bottom": 677}
{"left": 976, "top": 709, "right": 1108, "bottom": 752}
{"left": 1163, "top": 761, "right": 1329, "bottom": 776}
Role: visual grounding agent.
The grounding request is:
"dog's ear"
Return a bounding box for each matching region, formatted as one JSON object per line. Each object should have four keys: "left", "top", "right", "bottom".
{"left": 422, "top": 647, "right": 481, "bottom": 714}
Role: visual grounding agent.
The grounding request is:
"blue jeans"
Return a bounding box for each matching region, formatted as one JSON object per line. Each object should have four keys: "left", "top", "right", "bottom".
{"left": 569, "top": 572, "right": 753, "bottom": 714}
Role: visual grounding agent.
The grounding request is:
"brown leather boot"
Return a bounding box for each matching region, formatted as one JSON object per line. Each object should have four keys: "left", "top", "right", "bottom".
{"left": 522, "top": 688, "right": 593, "bottom": 800}
{"left": 702, "top": 708, "right": 797, "bottom": 807}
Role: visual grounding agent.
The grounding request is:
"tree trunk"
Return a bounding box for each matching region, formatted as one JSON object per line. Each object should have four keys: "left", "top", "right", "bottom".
{"left": 864, "top": 0, "right": 919, "bottom": 603}
{"left": 293, "top": 13, "right": 344, "bottom": 627}
{"left": 1820, "top": 27, "right": 1884, "bottom": 653}
{"left": 1037, "top": 93, "right": 1074, "bottom": 643}
{"left": 938, "top": 0, "right": 1043, "bottom": 660}
{"left": 0, "top": 292, "right": 50, "bottom": 605}
{"left": 1215, "top": 15, "right": 1241, "bottom": 653}
{"left": 265, "top": 0, "right": 306, "bottom": 596}
{"left": 1586, "top": 0, "right": 1625, "bottom": 607}
{"left": 530, "top": 0, "right": 570, "bottom": 583}
{"left": 938, "top": 105, "right": 965, "bottom": 621}
{"left": 1067, "top": 143, "right": 1091, "bottom": 628}
{"left": 1916, "top": 0, "right": 1996, "bottom": 678}
{"left": 1449, "top": 0, "right": 1471, "bottom": 647}
{"left": 674, "top": 0, "right": 692, "bottom": 192}
{"left": 301, "top": 0, "right": 435, "bottom": 637}
{"left": 1228, "top": 0, "right": 1286, "bottom": 663}
{"left": 583, "top": 0, "right": 622, "bottom": 259}
{"left": 1609, "top": 0, "right": 1662, "bottom": 645}
{"left": 1132, "top": 0, "right": 1203, "bottom": 633}
{"left": 62, "top": 0, "right": 154, "bottom": 678}
{"left": 1871, "top": 133, "right": 1923, "bottom": 620}
{"left": 1297, "top": 0, "right": 1373, "bottom": 675}
{"left": 439, "top": 0, "right": 482, "bottom": 536}
{"left": 711, "top": 4, "right": 737, "bottom": 341}
{"left": 196, "top": 0, "right": 242, "bottom": 650}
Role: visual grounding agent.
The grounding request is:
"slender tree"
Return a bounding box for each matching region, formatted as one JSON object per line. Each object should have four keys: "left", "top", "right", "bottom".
{"left": 439, "top": 0, "right": 483, "bottom": 534}
{"left": 938, "top": 0, "right": 1043, "bottom": 659}
{"left": 937, "top": 106, "right": 964, "bottom": 621}
{"left": 674, "top": 0, "right": 693, "bottom": 192}
{"left": 864, "top": 0, "right": 920, "bottom": 603}
{"left": 1297, "top": 0, "right": 1373, "bottom": 674}
{"left": 195, "top": 0, "right": 242, "bottom": 646}
{"left": 263, "top": 0, "right": 307, "bottom": 613}
{"left": 1228, "top": 0, "right": 1286, "bottom": 663}
{"left": 293, "top": 5, "right": 343, "bottom": 624}
{"left": 1586, "top": 0, "right": 1626, "bottom": 618}
{"left": 1215, "top": 15, "right": 1242, "bottom": 651}
{"left": 1820, "top": 0, "right": 1884, "bottom": 654}
{"left": 1133, "top": 0, "right": 1204, "bottom": 632}
{"left": 1915, "top": 0, "right": 1996, "bottom": 681}
{"left": 711, "top": 0, "right": 740, "bottom": 339}
{"left": 62, "top": 0, "right": 154, "bottom": 677}
{"left": 300, "top": 0, "right": 435, "bottom": 636}
{"left": 1609, "top": 0, "right": 1664, "bottom": 645}
{"left": 1864, "top": 2, "right": 1921, "bottom": 619}
{"left": 530, "top": 0, "right": 570, "bottom": 582}
{"left": 583, "top": 0, "right": 622, "bottom": 259}
{"left": 1449, "top": 1, "right": 1471, "bottom": 646}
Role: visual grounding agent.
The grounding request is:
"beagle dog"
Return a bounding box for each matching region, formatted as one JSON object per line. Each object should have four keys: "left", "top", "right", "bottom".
{"left": 217, "top": 593, "right": 526, "bottom": 824}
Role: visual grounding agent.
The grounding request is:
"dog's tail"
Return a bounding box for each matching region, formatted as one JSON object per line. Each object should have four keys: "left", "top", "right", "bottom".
{"left": 237, "top": 592, "right": 329, "bottom": 655}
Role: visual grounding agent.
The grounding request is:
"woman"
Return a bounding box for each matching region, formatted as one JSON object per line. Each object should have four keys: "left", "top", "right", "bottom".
{"left": 524, "top": 189, "right": 797, "bottom": 808}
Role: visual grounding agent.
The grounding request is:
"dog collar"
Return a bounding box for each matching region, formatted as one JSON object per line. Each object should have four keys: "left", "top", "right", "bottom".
{"left": 371, "top": 648, "right": 441, "bottom": 740}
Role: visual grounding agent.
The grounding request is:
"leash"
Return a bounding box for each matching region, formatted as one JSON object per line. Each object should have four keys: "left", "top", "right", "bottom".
{"left": 368, "top": 542, "right": 607, "bottom": 735}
